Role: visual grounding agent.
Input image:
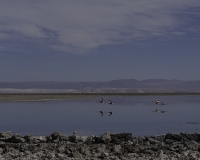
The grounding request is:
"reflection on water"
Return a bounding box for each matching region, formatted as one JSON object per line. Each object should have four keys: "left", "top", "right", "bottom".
{"left": 0, "top": 95, "right": 199, "bottom": 136}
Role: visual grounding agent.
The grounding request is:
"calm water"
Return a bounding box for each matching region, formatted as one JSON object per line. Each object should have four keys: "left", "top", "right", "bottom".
{"left": 0, "top": 95, "right": 200, "bottom": 136}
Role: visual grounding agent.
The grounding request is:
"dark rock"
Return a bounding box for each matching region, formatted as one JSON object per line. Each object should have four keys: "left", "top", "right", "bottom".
{"left": 132, "top": 139, "right": 139, "bottom": 146}
{"left": 124, "top": 133, "right": 133, "bottom": 141}
{"left": 85, "top": 136, "right": 95, "bottom": 144}
{"left": 35, "top": 136, "right": 47, "bottom": 143}
{"left": 47, "top": 132, "right": 68, "bottom": 142}
{"left": 0, "top": 131, "right": 200, "bottom": 159}
{"left": 9, "top": 135, "right": 26, "bottom": 143}
{"left": 165, "top": 133, "right": 182, "bottom": 141}
{"left": 0, "top": 131, "right": 13, "bottom": 142}
{"left": 0, "top": 141, "right": 5, "bottom": 146}
{"left": 57, "top": 145, "right": 66, "bottom": 153}
{"left": 180, "top": 132, "right": 200, "bottom": 142}
{"left": 112, "top": 144, "right": 122, "bottom": 154}
{"left": 148, "top": 137, "right": 160, "bottom": 145}
{"left": 68, "top": 136, "right": 77, "bottom": 143}
{"left": 101, "top": 132, "right": 111, "bottom": 144}
{"left": 136, "top": 136, "right": 146, "bottom": 143}
{"left": 95, "top": 143, "right": 106, "bottom": 154}
{"left": 0, "top": 131, "right": 13, "bottom": 138}
{"left": 145, "top": 149, "right": 154, "bottom": 155}
{"left": 164, "top": 138, "right": 174, "bottom": 145}
{"left": 24, "top": 135, "right": 35, "bottom": 143}
{"left": 150, "top": 145, "right": 159, "bottom": 152}
{"left": 138, "top": 145, "right": 146, "bottom": 152}
{"left": 154, "top": 135, "right": 165, "bottom": 142}
{"left": 72, "top": 152, "right": 83, "bottom": 158}
{"left": 198, "top": 145, "right": 200, "bottom": 152}
{"left": 24, "top": 135, "right": 46, "bottom": 143}
{"left": 110, "top": 133, "right": 133, "bottom": 144}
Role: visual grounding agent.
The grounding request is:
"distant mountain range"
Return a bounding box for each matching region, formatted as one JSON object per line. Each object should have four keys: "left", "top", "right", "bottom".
{"left": 0, "top": 79, "right": 200, "bottom": 93}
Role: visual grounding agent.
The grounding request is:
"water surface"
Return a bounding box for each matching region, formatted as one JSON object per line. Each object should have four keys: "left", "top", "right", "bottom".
{"left": 0, "top": 95, "right": 199, "bottom": 136}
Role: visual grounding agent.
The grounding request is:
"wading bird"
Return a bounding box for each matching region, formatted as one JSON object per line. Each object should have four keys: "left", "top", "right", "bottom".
{"left": 99, "top": 98, "right": 104, "bottom": 103}
{"left": 97, "top": 111, "right": 104, "bottom": 116}
{"left": 152, "top": 100, "right": 160, "bottom": 104}
{"left": 152, "top": 109, "right": 160, "bottom": 113}
{"left": 108, "top": 100, "right": 113, "bottom": 105}
{"left": 108, "top": 112, "right": 113, "bottom": 116}
{"left": 160, "top": 102, "right": 167, "bottom": 105}
{"left": 155, "top": 100, "right": 160, "bottom": 104}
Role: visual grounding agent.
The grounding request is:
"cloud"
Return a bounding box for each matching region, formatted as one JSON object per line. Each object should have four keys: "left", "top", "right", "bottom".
{"left": 0, "top": 0, "right": 200, "bottom": 53}
{"left": 0, "top": 32, "right": 11, "bottom": 39}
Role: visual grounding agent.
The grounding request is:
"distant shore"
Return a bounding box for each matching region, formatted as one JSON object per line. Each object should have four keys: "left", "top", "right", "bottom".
{"left": 0, "top": 92, "right": 200, "bottom": 101}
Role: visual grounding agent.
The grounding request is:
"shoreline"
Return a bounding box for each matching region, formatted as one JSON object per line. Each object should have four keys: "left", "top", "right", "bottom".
{"left": 0, "top": 92, "right": 200, "bottom": 102}
{"left": 0, "top": 131, "right": 199, "bottom": 159}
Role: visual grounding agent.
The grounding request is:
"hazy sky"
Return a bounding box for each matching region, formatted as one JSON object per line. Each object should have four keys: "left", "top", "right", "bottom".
{"left": 0, "top": 0, "right": 200, "bottom": 82}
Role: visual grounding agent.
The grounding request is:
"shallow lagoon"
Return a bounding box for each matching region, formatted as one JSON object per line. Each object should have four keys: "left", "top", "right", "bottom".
{"left": 0, "top": 95, "right": 199, "bottom": 136}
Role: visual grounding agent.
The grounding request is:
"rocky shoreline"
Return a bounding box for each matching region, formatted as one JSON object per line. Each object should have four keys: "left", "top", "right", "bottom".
{"left": 0, "top": 131, "right": 200, "bottom": 160}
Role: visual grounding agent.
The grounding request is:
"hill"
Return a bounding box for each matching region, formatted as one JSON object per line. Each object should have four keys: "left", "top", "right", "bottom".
{"left": 0, "top": 79, "right": 200, "bottom": 93}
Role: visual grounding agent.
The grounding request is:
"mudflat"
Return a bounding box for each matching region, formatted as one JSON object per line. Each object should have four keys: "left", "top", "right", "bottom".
{"left": 0, "top": 93, "right": 200, "bottom": 101}
{"left": 0, "top": 94, "right": 98, "bottom": 101}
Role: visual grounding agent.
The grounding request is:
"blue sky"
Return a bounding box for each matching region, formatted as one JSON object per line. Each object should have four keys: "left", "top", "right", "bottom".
{"left": 0, "top": 0, "right": 200, "bottom": 82}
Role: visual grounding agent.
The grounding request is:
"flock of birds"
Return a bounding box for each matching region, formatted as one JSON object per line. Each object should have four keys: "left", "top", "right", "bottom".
{"left": 97, "top": 98, "right": 114, "bottom": 116}
{"left": 97, "top": 98, "right": 168, "bottom": 116}
{"left": 152, "top": 100, "right": 168, "bottom": 113}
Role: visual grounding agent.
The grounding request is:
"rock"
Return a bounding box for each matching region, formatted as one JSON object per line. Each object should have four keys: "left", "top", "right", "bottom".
{"left": 0, "top": 148, "right": 3, "bottom": 154}
{"left": 148, "top": 137, "right": 161, "bottom": 145}
{"left": 144, "top": 149, "right": 154, "bottom": 155}
{"left": 0, "top": 131, "right": 13, "bottom": 142}
{"left": 79, "top": 136, "right": 88, "bottom": 143}
{"left": 111, "top": 133, "right": 133, "bottom": 143}
{"left": 68, "top": 131, "right": 86, "bottom": 143}
{"left": 155, "top": 135, "right": 165, "bottom": 142}
{"left": 101, "top": 151, "right": 109, "bottom": 158}
{"left": 132, "top": 139, "right": 139, "bottom": 146}
{"left": 35, "top": 136, "right": 47, "bottom": 143}
{"left": 113, "top": 144, "right": 122, "bottom": 154}
{"left": 198, "top": 145, "right": 200, "bottom": 152}
{"left": 47, "top": 132, "right": 68, "bottom": 142}
{"left": 24, "top": 135, "right": 37, "bottom": 143}
{"left": 180, "top": 132, "right": 200, "bottom": 142}
{"left": 0, "top": 131, "right": 200, "bottom": 159}
{"left": 83, "top": 149, "right": 91, "bottom": 157}
{"left": 96, "top": 143, "right": 106, "bottom": 153}
{"left": 57, "top": 145, "right": 66, "bottom": 153}
{"left": 126, "top": 153, "right": 137, "bottom": 158}
{"left": 189, "top": 152, "right": 200, "bottom": 159}
{"left": 135, "top": 136, "right": 145, "bottom": 144}
{"left": 157, "top": 149, "right": 169, "bottom": 159}
{"left": 68, "top": 135, "right": 77, "bottom": 143}
{"left": 164, "top": 138, "right": 174, "bottom": 145}
{"left": 72, "top": 151, "right": 83, "bottom": 158}
{"left": 138, "top": 145, "right": 146, "bottom": 152}
{"left": 0, "top": 141, "right": 5, "bottom": 145}
{"left": 124, "top": 133, "right": 134, "bottom": 141}
{"left": 85, "top": 136, "right": 95, "bottom": 144}
{"left": 0, "top": 131, "right": 13, "bottom": 138}
{"left": 9, "top": 135, "right": 26, "bottom": 143}
{"left": 101, "top": 132, "right": 111, "bottom": 144}
{"left": 165, "top": 133, "right": 182, "bottom": 141}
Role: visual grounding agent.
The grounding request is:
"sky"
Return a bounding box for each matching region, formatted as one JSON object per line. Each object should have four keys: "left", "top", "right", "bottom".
{"left": 0, "top": 0, "right": 200, "bottom": 82}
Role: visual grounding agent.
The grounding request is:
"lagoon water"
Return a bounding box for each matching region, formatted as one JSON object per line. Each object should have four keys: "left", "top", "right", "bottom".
{"left": 0, "top": 95, "right": 200, "bottom": 136}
